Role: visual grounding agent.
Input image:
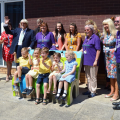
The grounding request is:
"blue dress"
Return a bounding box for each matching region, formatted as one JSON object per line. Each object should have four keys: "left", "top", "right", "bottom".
{"left": 59, "top": 58, "right": 78, "bottom": 83}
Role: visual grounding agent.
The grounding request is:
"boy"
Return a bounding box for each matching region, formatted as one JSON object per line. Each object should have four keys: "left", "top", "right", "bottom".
{"left": 13, "top": 47, "right": 30, "bottom": 91}
{"left": 35, "top": 47, "right": 52, "bottom": 105}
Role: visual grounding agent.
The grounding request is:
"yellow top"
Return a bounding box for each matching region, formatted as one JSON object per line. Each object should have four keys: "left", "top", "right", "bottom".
{"left": 16, "top": 56, "right": 30, "bottom": 69}
{"left": 39, "top": 57, "right": 52, "bottom": 74}
{"left": 66, "top": 33, "right": 81, "bottom": 51}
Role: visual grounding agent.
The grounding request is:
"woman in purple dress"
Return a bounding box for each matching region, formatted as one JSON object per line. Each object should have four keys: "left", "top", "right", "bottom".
{"left": 35, "top": 22, "right": 56, "bottom": 50}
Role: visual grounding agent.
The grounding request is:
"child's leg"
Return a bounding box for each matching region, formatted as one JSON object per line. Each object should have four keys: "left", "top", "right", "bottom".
{"left": 62, "top": 81, "right": 68, "bottom": 97}
{"left": 48, "top": 76, "right": 53, "bottom": 91}
{"left": 53, "top": 75, "right": 57, "bottom": 90}
{"left": 25, "top": 74, "right": 29, "bottom": 88}
{"left": 43, "top": 83, "right": 48, "bottom": 99}
{"left": 56, "top": 81, "right": 63, "bottom": 97}
{"left": 17, "top": 66, "right": 22, "bottom": 78}
{"left": 36, "top": 83, "right": 40, "bottom": 99}
{"left": 29, "top": 75, "right": 33, "bottom": 89}
{"left": 14, "top": 71, "right": 18, "bottom": 83}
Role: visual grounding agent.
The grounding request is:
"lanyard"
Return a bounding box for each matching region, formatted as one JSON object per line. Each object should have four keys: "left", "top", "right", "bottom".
{"left": 105, "top": 34, "right": 111, "bottom": 44}
{"left": 70, "top": 35, "right": 74, "bottom": 45}
{"left": 42, "top": 34, "right": 46, "bottom": 42}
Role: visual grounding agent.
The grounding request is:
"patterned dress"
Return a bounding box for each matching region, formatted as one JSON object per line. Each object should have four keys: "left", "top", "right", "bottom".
{"left": 1, "top": 31, "right": 14, "bottom": 62}
{"left": 66, "top": 33, "right": 81, "bottom": 51}
{"left": 103, "top": 34, "right": 117, "bottom": 78}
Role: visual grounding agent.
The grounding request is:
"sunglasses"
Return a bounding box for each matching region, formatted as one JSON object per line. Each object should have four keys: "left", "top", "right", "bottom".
{"left": 114, "top": 21, "right": 119, "bottom": 23}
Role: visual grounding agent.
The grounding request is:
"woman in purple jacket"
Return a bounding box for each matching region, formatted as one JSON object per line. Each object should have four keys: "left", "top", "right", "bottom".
{"left": 80, "top": 25, "right": 101, "bottom": 98}
{"left": 35, "top": 22, "right": 56, "bottom": 50}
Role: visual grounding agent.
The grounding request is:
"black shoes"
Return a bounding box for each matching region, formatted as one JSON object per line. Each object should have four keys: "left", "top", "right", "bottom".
{"left": 113, "top": 104, "right": 120, "bottom": 110}
{"left": 112, "top": 101, "right": 120, "bottom": 110}
{"left": 26, "top": 88, "right": 34, "bottom": 95}
{"left": 22, "top": 88, "right": 28, "bottom": 94}
{"left": 112, "top": 101, "right": 120, "bottom": 106}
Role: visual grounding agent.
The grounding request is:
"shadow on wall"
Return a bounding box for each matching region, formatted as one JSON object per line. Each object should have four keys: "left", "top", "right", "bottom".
{"left": 25, "top": 0, "right": 120, "bottom": 18}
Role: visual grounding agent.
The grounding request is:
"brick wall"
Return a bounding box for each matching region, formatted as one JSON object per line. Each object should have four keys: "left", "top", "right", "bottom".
{"left": 25, "top": 0, "right": 120, "bottom": 33}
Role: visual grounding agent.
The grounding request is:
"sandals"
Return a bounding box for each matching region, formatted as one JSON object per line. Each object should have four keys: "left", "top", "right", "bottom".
{"left": 61, "top": 93, "right": 67, "bottom": 100}
{"left": 6, "top": 77, "right": 9, "bottom": 82}
{"left": 42, "top": 99, "right": 47, "bottom": 105}
{"left": 35, "top": 98, "right": 40, "bottom": 105}
{"left": 47, "top": 89, "right": 50, "bottom": 94}
{"left": 55, "top": 93, "right": 60, "bottom": 99}
{"left": 53, "top": 89, "right": 56, "bottom": 95}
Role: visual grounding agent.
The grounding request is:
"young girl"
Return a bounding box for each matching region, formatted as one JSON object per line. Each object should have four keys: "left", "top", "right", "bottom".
{"left": 22, "top": 48, "right": 41, "bottom": 96}
{"left": 47, "top": 52, "right": 63, "bottom": 94}
{"left": 56, "top": 51, "right": 78, "bottom": 99}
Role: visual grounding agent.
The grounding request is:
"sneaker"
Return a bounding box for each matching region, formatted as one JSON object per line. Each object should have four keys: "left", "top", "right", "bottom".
{"left": 26, "top": 88, "right": 34, "bottom": 96}
{"left": 14, "top": 78, "right": 21, "bottom": 84}
{"left": 88, "top": 93, "right": 96, "bottom": 98}
{"left": 22, "top": 88, "right": 28, "bottom": 94}
{"left": 82, "top": 91, "right": 91, "bottom": 95}
{"left": 13, "top": 85, "right": 18, "bottom": 92}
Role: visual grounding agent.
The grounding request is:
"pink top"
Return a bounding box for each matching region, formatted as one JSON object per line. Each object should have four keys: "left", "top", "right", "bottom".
{"left": 55, "top": 36, "right": 63, "bottom": 50}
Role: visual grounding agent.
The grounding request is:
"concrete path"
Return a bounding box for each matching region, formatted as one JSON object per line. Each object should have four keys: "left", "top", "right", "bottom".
{"left": 0, "top": 74, "right": 120, "bottom": 120}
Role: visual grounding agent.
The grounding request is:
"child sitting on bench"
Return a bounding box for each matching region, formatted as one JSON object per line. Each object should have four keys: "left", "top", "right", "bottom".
{"left": 13, "top": 47, "right": 30, "bottom": 91}
{"left": 56, "top": 51, "right": 78, "bottom": 100}
{"left": 47, "top": 52, "right": 63, "bottom": 94}
{"left": 35, "top": 47, "right": 52, "bottom": 105}
{"left": 22, "top": 48, "right": 41, "bottom": 96}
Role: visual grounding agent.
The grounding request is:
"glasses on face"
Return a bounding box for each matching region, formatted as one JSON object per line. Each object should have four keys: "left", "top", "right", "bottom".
{"left": 84, "top": 29, "right": 90, "bottom": 32}
{"left": 114, "top": 21, "right": 119, "bottom": 23}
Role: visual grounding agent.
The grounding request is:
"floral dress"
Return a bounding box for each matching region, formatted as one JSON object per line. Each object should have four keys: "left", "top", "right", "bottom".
{"left": 66, "top": 33, "right": 81, "bottom": 51}
{"left": 103, "top": 34, "right": 117, "bottom": 78}
{"left": 1, "top": 31, "right": 14, "bottom": 62}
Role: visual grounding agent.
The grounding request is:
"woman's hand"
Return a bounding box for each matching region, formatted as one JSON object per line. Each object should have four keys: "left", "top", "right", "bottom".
{"left": 79, "top": 49, "right": 83, "bottom": 52}
{"left": 93, "top": 60, "right": 97, "bottom": 67}
{"left": 4, "top": 16, "right": 10, "bottom": 24}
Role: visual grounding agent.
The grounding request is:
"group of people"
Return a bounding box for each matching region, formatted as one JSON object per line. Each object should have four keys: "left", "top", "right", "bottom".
{"left": 1, "top": 16, "right": 120, "bottom": 109}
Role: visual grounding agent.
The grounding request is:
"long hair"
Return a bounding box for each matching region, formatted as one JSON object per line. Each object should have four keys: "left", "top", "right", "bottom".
{"left": 102, "top": 18, "right": 117, "bottom": 37}
{"left": 40, "top": 22, "right": 49, "bottom": 32}
{"left": 55, "top": 22, "right": 66, "bottom": 44}
{"left": 69, "top": 23, "right": 78, "bottom": 36}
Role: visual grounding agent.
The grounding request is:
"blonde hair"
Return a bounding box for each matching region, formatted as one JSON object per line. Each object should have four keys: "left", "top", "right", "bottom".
{"left": 21, "top": 47, "right": 28, "bottom": 53}
{"left": 85, "top": 19, "right": 97, "bottom": 31}
{"left": 65, "top": 51, "right": 75, "bottom": 58}
{"left": 41, "top": 47, "right": 49, "bottom": 53}
{"left": 20, "top": 19, "right": 28, "bottom": 27}
{"left": 102, "top": 18, "right": 117, "bottom": 37}
{"left": 34, "top": 48, "right": 41, "bottom": 53}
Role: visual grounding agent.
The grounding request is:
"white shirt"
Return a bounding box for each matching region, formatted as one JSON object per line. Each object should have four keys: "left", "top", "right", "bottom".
{"left": 18, "top": 28, "right": 27, "bottom": 45}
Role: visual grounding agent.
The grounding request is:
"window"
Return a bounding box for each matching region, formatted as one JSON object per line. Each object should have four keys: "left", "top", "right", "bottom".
{"left": 0, "top": 0, "right": 25, "bottom": 67}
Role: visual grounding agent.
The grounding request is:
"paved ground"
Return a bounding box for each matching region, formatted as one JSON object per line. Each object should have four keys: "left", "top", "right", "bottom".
{"left": 0, "top": 74, "right": 120, "bottom": 120}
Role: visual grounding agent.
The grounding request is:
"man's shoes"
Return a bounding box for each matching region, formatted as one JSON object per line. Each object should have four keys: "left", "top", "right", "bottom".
{"left": 112, "top": 101, "right": 120, "bottom": 106}
{"left": 82, "top": 91, "right": 91, "bottom": 95}
{"left": 113, "top": 104, "right": 120, "bottom": 110}
{"left": 26, "top": 88, "right": 34, "bottom": 96}
{"left": 22, "top": 88, "right": 28, "bottom": 94}
{"left": 14, "top": 78, "right": 21, "bottom": 84}
{"left": 88, "top": 93, "right": 96, "bottom": 98}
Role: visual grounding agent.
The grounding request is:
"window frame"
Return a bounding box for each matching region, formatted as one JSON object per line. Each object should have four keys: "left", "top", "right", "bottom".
{"left": 0, "top": 0, "right": 25, "bottom": 67}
